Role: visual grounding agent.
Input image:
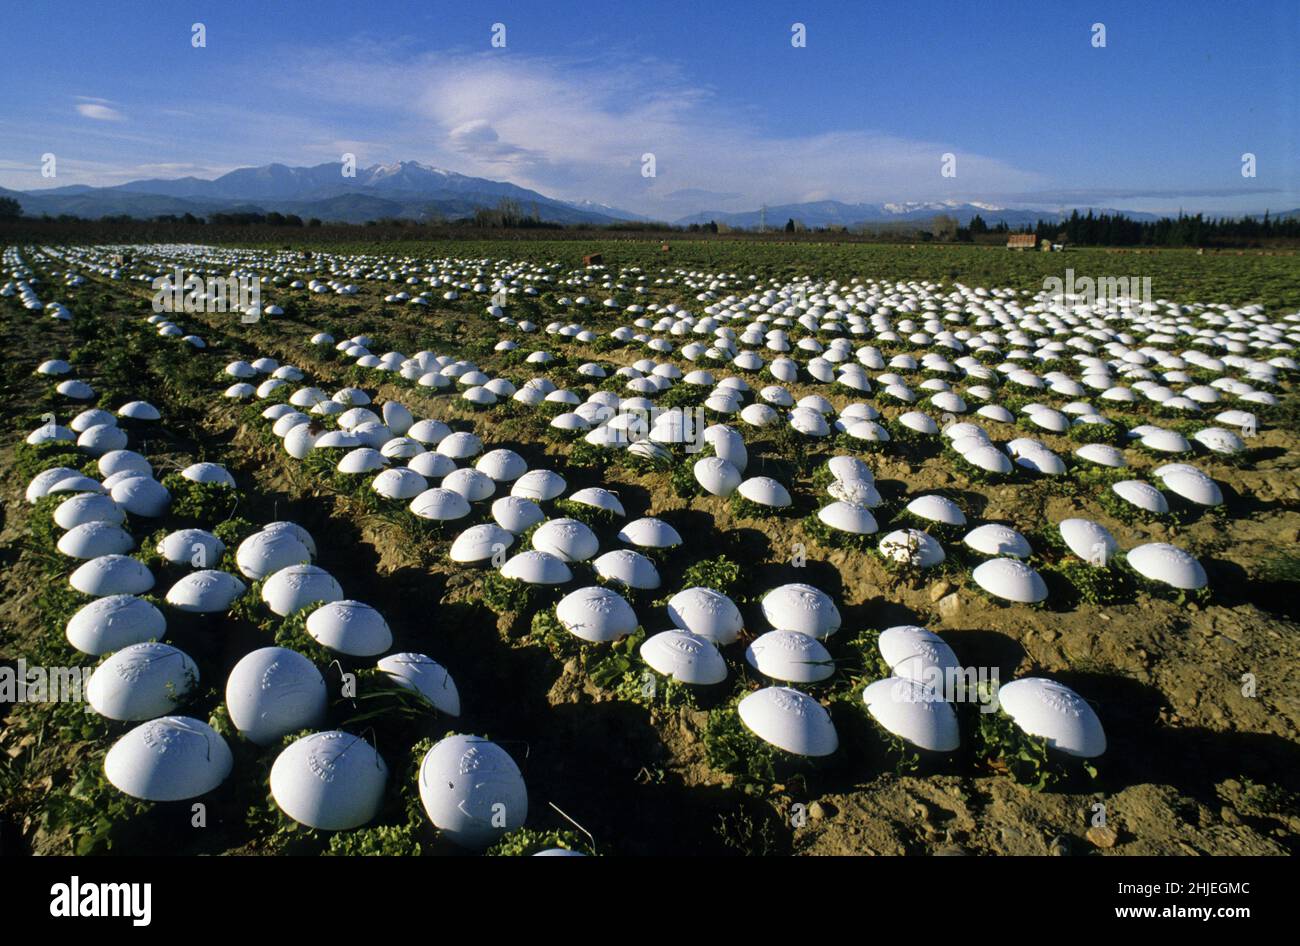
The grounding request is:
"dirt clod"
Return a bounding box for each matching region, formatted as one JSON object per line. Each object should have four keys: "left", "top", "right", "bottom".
{"left": 1086, "top": 825, "right": 1118, "bottom": 848}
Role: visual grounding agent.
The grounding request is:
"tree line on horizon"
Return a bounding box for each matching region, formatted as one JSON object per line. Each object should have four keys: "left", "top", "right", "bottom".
{"left": 0, "top": 195, "right": 1296, "bottom": 247}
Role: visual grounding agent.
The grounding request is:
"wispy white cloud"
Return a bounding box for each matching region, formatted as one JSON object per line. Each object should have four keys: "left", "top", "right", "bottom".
{"left": 270, "top": 44, "right": 1048, "bottom": 217}
{"left": 448, "top": 119, "right": 544, "bottom": 168}
{"left": 3, "top": 155, "right": 239, "bottom": 191}
{"left": 75, "top": 99, "right": 125, "bottom": 122}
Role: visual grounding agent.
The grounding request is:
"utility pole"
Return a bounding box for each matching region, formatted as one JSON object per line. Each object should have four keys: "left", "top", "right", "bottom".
{"left": 759, "top": 204, "right": 767, "bottom": 232}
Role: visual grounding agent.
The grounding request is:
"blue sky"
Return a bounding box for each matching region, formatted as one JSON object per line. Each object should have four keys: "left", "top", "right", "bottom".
{"left": 1, "top": 0, "right": 1296, "bottom": 216}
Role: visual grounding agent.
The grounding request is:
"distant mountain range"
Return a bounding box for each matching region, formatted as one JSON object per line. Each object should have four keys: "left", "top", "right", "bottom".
{"left": 670, "top": 199, "right": 1112, "bottom": 229}
{"left": 1, "top": 160, "right": 1292, "bottom": 228}
{"left": 0, "top": 161, "right": 630, "bottom": 226}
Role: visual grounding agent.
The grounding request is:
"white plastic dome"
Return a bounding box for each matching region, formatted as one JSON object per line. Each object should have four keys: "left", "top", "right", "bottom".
{"left": 448, "top": 523, "right": 515, "bottom": 564}
{"left": 736, "top": 476, "right": 792, "bottom": 508}
{"left": 863, "top": 677, "right": 960, "bottom": 752}
{"left": 270, "top": 731, "right": 388, "bottom": 830}
{"left": 616, "top": 517, "right": 682, "bottom": 549}
{"left": 410, "top": 487, "right": 472, "bottom": 522}
{"left": 499, "top": 550, "right": 572, "bottom": 585}
{"left": 531, "top": 518, "right": 599, "bottom": 562}
{"left": 225, "top": 647, "right": 328, "bottom": 745}
{"left": 305, "top": 599, "right": 392, "bottom": 655}
{"left": 490, "top": 496, "right": 546, "bottom": 534}
{"left": 997, "top": 678, "right": 1106, "bottom": 758}
{"left": 87, "top": 642, "right": 198, "bottom": 721}
{"left": 418, "top": 735, "right": 527, "bottom": 849}
{"left": 962, "top": 523, "right": 1031, "bottom": 558}
{"left": 408, "top": 451, "right": 457, "bottom": 480}
{"left": 555, "top": 586, "right": 638, "bottom": 642}
{"left": 591, "top": 549, "right": 661, "bottom": 590}
{"left": 66, "top": 594, "right": 166, "bottom": 656}
{"left": 744, "top": 630, "right": 834, "bottom": 683}
{"left": 878, "top": 529, "right": 946, "bottom": 568}
{"left": 109, "top": 475, "right": 170, "bottom": 517}
{"left": 69, "top": 554, "right": 154, "bottom": 597}
{"left": 377, "top": 652, "right": 461, "bottom": 716}
{"left": 667, "top": 587, "right": 743, "bottom": 644}
{"left": 760, "top": 583, "right": 840, "bottom": 639}
{"left": 262, "top": 564, "right": 344, "bottom": 616}
{"left": 640, "top": 630, "right": 727, "bottom": 684}
{"left": 972, "top": 557, "right": 1048, "bottom": 603}
{"left": 180, "top": 462, "right": 235, "bottom": 487}
{"left": 56, "top": 521, "right": 134, "bottom": 559}
{"left": 737, "top": 687, "right": 839, "bottom": 757}
{"left": 1111, "top": 480, "right": 1169, "bottom": 514}
{"left": 1126, "top": 542, "right": 1208, "bottom": 589}
{"left": 104, "top": 716, "right": 233, "bottom": 801}
{"left": 337, "top": 447, "right": 387, "bottom": 474}
{"left": 905, "top": 494, "right": 966, "bottom": 527}
{"left": 26, "top": 466, "right": 82, "bottom": 504}
{"left": 693, "top": 456, "right": 742, "bottom": 496}
{"left": 371, "top": 467, "right": 427, "bottom": 500}
{"left": 511, "top": 469, "right": 567, "bottom": 502}
{"left": 165, "top": 569, "right": 246, "bottom": 613}
{"left": 476, "top": 448, "right": 528, "bottom": 482}
{"left": 156, "top": 528, "right": 225, "bottom": 567}
{"left": 54, "top": 493, "right": 124, "bottom": 530}
{"left": 566, "top": 487, "right": 626, "bottom": 517}
{"left": 442, "top": 467, "right": 496, "bottom": 502}
{"left": 236, "top": 529, "right": 313, "bottom": 580}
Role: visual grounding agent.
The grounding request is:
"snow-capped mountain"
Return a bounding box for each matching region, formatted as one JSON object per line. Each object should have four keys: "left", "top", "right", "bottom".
{"left": 2, "top": 159, "right": 1166, "bottom": 228}
{"left": 881, "top": 200, "right": 1006, "bottom": 215}
{"left": 6, "top": 160, "right": 629, "bottom": 225}
{"left": 671, "top": 200, "right": 1058, "bottom": 229}
{"left": 562, "top": 198, "right": 655, "bottom": 222}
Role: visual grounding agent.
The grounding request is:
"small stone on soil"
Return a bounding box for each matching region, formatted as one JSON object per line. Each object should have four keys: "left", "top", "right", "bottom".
{"left": 809, "top": 801, "right": 834, "bottom": 820}
{"left": 1086, "top": 825, "right": 1118, "bottom": 848}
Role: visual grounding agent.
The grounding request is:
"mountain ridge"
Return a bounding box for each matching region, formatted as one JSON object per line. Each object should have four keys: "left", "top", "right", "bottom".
{"left": 5, "top": 160, "right": 624, "bottom": 225}
{"left": 2, "top": 160, "right": 1292, "bottom": 227}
